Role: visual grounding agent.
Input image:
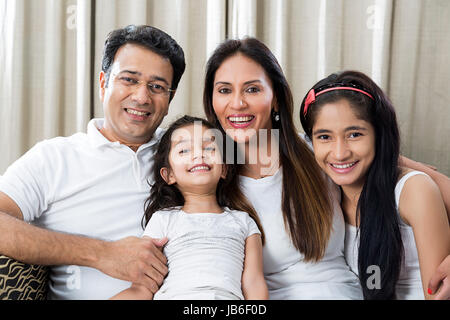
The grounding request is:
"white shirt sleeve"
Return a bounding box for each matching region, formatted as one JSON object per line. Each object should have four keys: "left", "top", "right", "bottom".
{"left": 245, "top": 214, "right": 261, "bottom": 239}
{"left": 0, "top": 141, "right": 54, "bottom": 222}
{"left": 142, "top": 211, "right": 167, "bottom": 239}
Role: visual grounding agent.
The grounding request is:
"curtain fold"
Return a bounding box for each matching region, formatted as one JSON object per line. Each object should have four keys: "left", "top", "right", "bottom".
{"left": 76, "top": 0, "right": 93, "bottom": 132}
{"left": 1, "top": 0, "right": 449, "bottom": 174}
{"left": 389, "top": 0, "right": 450, "bottom": 174}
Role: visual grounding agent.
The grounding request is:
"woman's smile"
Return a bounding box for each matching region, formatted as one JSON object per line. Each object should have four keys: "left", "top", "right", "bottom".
{"left": 226, "top": 114, "right": 256, "bottom": 128}
{"left": 212, "top": 54, "right": 276, "bottom": 144}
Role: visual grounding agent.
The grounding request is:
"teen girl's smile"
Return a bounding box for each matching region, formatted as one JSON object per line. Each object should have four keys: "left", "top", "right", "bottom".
{"left": 328, "top": 160, "right": 359, "bottom": 172}
{"left": 311, "top": 99, "right": 375, "bottom": 191}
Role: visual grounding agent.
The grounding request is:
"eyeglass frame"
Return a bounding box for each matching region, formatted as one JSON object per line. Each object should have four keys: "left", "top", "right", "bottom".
{"left": 111, "top": 70, "right": 176, "bottom": 97}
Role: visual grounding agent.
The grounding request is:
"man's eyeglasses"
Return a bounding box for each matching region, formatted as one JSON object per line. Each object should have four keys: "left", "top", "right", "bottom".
{"left": 112, "top": 72, "right": 175, "bottom": 97}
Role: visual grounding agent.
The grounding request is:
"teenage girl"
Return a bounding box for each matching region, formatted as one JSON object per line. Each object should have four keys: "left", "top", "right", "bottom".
{"left": 300, "top": 70, "right": 450, "bottom": 299}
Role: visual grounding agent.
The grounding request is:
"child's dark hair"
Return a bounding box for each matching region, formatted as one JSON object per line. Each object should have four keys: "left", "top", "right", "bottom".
{"left": 300, "top": 70, "right": 403, "bottom": 300}
{"left": 143, "top": 115, "right": 265, "bottom": 244}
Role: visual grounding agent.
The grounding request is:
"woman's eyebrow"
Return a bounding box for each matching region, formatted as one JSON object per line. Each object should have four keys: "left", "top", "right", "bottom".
{"left": 214, "top": 81, "right": 231, "bottom": 87}
{"left": 243, "top": 80, "right": 262, "bottom": 85}
{"left": 214, "top": 79, "right": 262, "bottom": 87}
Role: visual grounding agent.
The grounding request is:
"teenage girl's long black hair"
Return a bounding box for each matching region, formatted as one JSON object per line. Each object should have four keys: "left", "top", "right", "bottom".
{"left": 300, "top": 71, "right": 403, "bottom": 299}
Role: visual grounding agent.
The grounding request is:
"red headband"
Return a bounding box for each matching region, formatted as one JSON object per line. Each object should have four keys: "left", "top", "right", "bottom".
{"left": 303, "top": 86, "right": 374, "bottom": 116}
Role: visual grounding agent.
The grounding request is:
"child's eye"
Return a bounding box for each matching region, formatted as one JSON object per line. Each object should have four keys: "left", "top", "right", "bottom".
{"left": 179, "top": 148, "right": 190, "bottom": 154}
{"left": 204, "top": 146, "right": 216, "bottom": 152}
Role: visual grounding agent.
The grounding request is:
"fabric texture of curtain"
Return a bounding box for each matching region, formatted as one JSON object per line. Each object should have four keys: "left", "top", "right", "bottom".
{"left": 1, "top": 0, "right": 449, "bottom": 175}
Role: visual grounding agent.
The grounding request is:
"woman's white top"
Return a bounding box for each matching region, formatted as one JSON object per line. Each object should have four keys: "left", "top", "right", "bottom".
{"left": 143, "top": 207, "right": 260, "bottom": 300}
{"left": 344, "top": 171, "right": 427, "bottom": 300}
{"left": 239, "top": 168, "right": 363, "bottom": 299}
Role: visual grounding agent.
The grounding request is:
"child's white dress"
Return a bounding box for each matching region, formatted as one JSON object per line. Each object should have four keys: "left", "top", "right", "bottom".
{"left": 143, "top": 207, "right": 261, "bottom": 300}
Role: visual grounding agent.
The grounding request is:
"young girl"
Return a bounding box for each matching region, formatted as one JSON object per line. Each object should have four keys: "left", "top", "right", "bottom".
{"left": 111, "top": 115, "right": 268, "bottom": 300}
{"left": 299, "top": 70, "right": 450, "bottom": 299}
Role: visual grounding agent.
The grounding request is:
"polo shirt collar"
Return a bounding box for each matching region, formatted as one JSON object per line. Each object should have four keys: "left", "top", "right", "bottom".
{"left": 87, "top": 118, "right": 163, "bottom": 151}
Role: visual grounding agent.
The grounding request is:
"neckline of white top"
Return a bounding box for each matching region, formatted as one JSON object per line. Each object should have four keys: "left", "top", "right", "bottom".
{"left": 180, "top": 207, "right": 229, "bottom": 216}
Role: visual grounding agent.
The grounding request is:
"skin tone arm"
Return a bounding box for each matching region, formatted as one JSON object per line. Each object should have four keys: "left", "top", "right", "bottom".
{"left": 400, "top": 157, "right": 450, "bottom": 299}
{"left": 428, "top": 255, "right": 450, "bottom": 300}
{"left": 399, "top": 155, "right": 450, "bottom": 220}
{"left": 398, "top": 173, "right": 450, "bottom": 300}
{"left": 241, "top": 234, "right": 269, "bottom": 300}
{"left": 0, "top": 192, "right": 168, "bottom": 295}
{"left": 110, "top": 283, "right": 154, "bottom": 300}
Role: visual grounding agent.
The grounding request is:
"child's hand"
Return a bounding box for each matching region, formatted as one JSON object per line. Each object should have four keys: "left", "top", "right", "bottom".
{"left": 151, "top": 236, "right": 169, "bottom": 249}
{"left": 97, "top": 236, "right": 168, "bottom": 294}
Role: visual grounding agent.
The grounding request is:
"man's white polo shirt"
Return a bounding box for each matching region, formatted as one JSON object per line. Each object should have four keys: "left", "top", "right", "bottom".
{"left": 0, "top": 118, "right": 164, "bottom": 299}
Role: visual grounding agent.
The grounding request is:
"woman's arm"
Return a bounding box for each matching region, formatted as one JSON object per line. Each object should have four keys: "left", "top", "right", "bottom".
{"left": 428, "top": 255, "right": 450, "bottom": 300}
{"left": 399, "top": 174, "right": 450, "bottom": 300}
{"left": 110, "top": 283, "right": 154, "bottom": 300}
{"left": 241, "top": 234, "right": 269, "bottom": 300}
{"left": 399, "top": 155, "right": 450, "bottom": 220}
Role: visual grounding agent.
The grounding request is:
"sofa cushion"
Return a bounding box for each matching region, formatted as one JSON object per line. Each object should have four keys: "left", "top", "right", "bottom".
{"left": 0, "top": 255, "right": 49, "bottom": 300}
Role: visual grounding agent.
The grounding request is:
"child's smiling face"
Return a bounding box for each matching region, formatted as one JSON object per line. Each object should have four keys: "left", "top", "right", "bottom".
{"left": 160, "top": 123, "right": 227, "bottom": 194}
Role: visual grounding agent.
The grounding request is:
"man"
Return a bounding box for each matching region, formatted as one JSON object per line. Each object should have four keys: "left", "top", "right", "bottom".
{"left": 0, "top": 25, "right": 185, "bottom": 299}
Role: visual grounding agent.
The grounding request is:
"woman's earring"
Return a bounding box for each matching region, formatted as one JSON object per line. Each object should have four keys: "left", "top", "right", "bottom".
{"left": 273, "top": 111, "right": 280, "bottom": 122}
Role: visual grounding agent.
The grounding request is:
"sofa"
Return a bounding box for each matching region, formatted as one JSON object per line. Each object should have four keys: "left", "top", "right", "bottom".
{"left": 0, "top": 255, "right": 49, "bottom": 300}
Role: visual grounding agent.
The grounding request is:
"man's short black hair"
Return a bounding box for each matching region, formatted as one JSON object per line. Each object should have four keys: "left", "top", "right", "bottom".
{"left": 102, "top": 25, "right": 186, "bottom": 100}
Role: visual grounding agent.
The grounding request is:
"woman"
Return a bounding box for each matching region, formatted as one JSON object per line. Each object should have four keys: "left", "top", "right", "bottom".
{"left": 299, "top": 70, "right": 450, "bottom": 299}
{"left": 203, "top": 38, "right": 363, "bottom": 299}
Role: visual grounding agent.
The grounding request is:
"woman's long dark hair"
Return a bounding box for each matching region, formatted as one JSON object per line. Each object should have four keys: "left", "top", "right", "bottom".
{"left": 143, "top": 115, "right": 265, "bottom": 243}
{"left": 300, "top": 70, "right": 404, "bottom": 299}
{"left": 204, "top": 38, "right": 333, "bottom": 262}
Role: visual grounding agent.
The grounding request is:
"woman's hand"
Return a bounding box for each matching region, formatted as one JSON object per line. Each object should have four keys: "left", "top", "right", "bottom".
{"left": 428, "top": 255, "right": 450, "bottom": 300}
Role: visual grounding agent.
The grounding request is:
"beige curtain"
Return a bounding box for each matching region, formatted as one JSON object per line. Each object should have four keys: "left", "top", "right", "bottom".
{"left": 1, "top": 0, "right": 449, "bottom": 175}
